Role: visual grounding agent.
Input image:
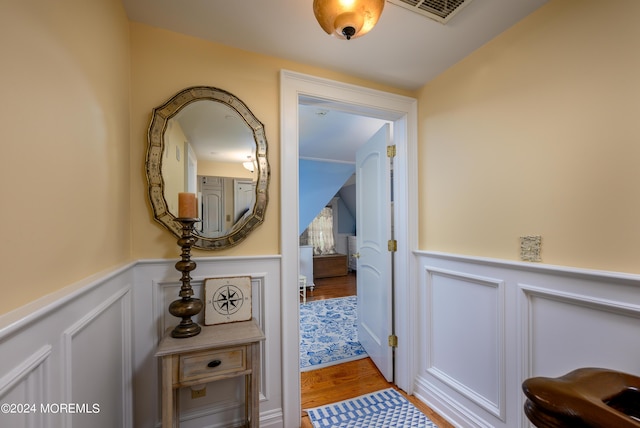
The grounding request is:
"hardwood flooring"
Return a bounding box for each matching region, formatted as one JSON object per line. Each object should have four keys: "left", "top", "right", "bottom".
{"left": 301, "top": 272, "right": 357, "bottom": 303}
{"left": 300, "top": 358, "right": 453, "bottom": 428}
{"left": 299, "top": 272, "right": 453, "bottom": 428}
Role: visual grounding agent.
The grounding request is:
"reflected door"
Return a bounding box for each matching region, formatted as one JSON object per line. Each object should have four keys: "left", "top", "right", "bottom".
{"left": 200, "top": 176, "right": 224, "bottom": 235}
{"left": 234, "top": 180, "right": 256, "bottom": 222}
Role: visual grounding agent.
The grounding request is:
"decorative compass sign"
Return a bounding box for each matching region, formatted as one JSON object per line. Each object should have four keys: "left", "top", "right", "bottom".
{"left": 204, "top": 276, "right": 252, "bottom": 325}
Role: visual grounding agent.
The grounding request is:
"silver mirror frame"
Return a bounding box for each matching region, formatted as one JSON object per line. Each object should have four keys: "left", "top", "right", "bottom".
{"left": 146, "top": 86, "right": 269, "bottom": 250}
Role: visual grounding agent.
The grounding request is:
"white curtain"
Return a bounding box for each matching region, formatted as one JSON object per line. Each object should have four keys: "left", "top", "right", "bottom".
{"left": 307, "top": 207, "right": 335, "bottom": 255}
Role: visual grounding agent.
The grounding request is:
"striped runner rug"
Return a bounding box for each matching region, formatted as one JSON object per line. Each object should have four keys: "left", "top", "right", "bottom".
{"left": 306, "top": 388, "right": 438, "bottom": 428}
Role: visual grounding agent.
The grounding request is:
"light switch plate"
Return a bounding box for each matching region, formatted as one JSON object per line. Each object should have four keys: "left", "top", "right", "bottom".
{"left": 520, "top": 235, "right": 542, "bottom": 262}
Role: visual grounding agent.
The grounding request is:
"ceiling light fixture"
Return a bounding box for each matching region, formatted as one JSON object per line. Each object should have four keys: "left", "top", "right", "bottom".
{"left": 243, "top": 156, "right": 256, "bottom": 173}
{"left": 313, "top": 0, "right": 385, "bottom": 40}
{"left": 243, "top": 161, "right": 255, "bottom": 173}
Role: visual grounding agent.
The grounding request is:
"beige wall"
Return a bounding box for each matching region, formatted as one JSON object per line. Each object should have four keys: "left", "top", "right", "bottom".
{"left": 162, "top": 121, "right": 188, "bottom": 214}
{"left": 9, "top": 0, "right": 634, "bottom": 317}
{"left": 418, "top": 0, "right": 640, "bottom": 273}
{"left": 198, "top": 160, "right": 254, "bottom": 179}
{"left": 129, "top": 22, "right": 412, "bottom": 259}
{"left": 0, "top": 0, "right": 132, "bottom": 315}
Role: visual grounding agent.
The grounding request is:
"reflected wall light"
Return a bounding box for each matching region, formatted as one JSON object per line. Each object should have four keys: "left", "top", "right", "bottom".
{"left": 313, "top": 0, "right": 385, "bottom": 40}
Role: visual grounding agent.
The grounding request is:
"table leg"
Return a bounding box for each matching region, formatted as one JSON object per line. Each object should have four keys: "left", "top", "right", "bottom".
{"left": 161, "top": 357, "right": 174, "bottom": 428}
{"left": 250, "top": 343, "right": 260, "bottom": 427}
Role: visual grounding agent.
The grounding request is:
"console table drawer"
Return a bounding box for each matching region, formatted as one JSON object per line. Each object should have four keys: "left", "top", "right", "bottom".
{"left": 179, "top": 346, "right": 246, "bottom": 383}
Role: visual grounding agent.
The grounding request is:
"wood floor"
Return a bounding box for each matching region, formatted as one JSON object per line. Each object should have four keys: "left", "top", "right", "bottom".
{"left": 301, "top": 272, "right": 357, "bottom": 303}
{"left": 300, "top": 272, "right": 453, "bottom": 428}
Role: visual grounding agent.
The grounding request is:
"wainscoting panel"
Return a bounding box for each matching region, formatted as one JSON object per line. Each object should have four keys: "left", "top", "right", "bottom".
{"left": 0, "top": 263, "right": 135, "bottom": 428}
{"left": 0, "top": 256, "right": 283, "bottom": 428}
{"left": 63, "top": 286, "right": 132, "bottom": 428}
{"left": 521, "top": 284, "right": 640, "bottom": 377}
{"left": 0, "top": 345, "right": 51, "bottom": 428}
{"left": 414, "top": 251, "right": 640, "bottom": 428}
{"left": 425, "top": 268, "right": 505, "bottom": 420}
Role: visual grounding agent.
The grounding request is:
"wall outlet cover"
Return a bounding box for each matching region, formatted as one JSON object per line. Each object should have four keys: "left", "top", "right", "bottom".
{"left": 520, "top": 235, "right": 542, "bottom": 262}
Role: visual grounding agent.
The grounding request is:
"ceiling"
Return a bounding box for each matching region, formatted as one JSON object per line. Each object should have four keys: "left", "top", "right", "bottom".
{"left": 174, "top": 100, "right": 256, "bottom": 164}
{"left": 124, "top": 0, "right": 548, "bottom": 162}
{"left": 298, "top": 103, "right": 391, "bottom": 163}
{"left": 122, "top": 0, "right": 547, "bottom": 91}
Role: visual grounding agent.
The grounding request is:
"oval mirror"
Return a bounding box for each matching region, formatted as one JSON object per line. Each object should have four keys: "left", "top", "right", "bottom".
{"left": 146, "top": 86, "right": 269, "bottom": 250}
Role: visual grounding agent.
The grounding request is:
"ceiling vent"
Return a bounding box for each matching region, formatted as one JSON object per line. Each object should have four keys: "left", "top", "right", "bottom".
{"left": 387, "top": 0, "right": 474, "bottom": 24}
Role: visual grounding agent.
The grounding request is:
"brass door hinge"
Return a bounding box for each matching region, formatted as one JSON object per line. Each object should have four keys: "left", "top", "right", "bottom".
{"left": 387, "top": 145, "right": 396, "bottom": 158}
{"left": 388, "top": 334, "right": 398, "bottom": 348}
{"left": 388, "top": 239, "right": 397, "bottom": 252}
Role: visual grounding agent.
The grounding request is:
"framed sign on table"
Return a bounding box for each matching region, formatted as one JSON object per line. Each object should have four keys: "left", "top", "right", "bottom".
{"left": 204, "top": 276, "right": 252, "bottom": 325}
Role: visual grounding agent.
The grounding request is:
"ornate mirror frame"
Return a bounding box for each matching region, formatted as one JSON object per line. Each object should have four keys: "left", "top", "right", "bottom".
{"left": 146, "top": 86, "right": 269, "bottom": 250}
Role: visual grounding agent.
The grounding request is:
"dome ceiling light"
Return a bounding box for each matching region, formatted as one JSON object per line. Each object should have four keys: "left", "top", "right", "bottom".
{"left": 313, "top": 0, "right": 385, "bottom": 40}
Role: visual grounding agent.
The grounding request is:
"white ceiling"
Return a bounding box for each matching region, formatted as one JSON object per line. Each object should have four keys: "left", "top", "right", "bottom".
{"left": 123, "top": 0, "right": 548, "bottom": 162}
{"left": 122, "top": 0, "right": 547, "bottom": 91}
{"left": 298, "top": 103, "right": 391, "bottom": 163}
{"left": 174, "top": 100, "right": 256, "bottom": 163}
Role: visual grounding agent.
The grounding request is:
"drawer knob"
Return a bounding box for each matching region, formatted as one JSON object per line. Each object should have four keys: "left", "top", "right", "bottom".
{"left": 207, "top": 359, "right": 222, "bottom": 368}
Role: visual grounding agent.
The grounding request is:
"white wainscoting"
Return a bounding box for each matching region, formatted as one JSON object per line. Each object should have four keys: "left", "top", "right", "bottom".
{"left": 0, "top": 263, "right": 135, "bottom": 428}
{"left": 0, "top": 255, "right": 283, "bottom": 428}
{"left": 414, "top": 251, "right": 640, "bottom": 428}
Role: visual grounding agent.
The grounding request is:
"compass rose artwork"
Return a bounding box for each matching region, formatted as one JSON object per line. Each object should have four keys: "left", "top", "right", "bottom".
{"left": 204, "top": 276, "right": 252, "bottom": 325}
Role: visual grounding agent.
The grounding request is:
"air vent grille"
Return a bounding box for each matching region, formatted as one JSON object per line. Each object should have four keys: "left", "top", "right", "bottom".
{"left": 388, "top": 0, "right": 474, "bottom": 24}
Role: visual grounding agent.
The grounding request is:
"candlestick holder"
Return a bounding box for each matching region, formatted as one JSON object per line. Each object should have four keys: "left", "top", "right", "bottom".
{"left": 168, "top": 217, "right": 203, "bottom": 338}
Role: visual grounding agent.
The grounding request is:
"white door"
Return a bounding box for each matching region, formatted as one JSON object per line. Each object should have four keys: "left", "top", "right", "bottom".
{"left": 234, "top": 179, "right": 256, "bottom": 222}
{"left": 199, "top": 176, "right": 224, "bottom": 236}
{"left": 356, "top": 124, "right": 394, "bottom": 382}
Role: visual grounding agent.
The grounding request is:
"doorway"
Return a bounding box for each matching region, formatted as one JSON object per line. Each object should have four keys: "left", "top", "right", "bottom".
{"left": 280, "top": 70, "right": 418, "bottom": 427}
{"left": 298, "top": 118, "right": 389, "bottom": 376}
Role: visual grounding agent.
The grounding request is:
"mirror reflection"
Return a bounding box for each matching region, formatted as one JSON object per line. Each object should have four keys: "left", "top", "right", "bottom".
{"left": 163, "top": 100, "right": 257, "bottom": 238}
{"left": 146, "top": 86, "right": 269, "bottom": 250}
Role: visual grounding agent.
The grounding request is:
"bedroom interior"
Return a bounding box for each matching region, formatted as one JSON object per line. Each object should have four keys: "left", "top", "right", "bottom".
{"left": 298, "top": 178, "right": 363, "bottom": 372}
{"left": 2, "top": 0, "right": 640, "bottom": 427}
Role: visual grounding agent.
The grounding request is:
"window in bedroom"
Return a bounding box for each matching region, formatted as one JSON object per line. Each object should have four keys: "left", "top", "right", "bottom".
{"left": 301, "top": 206, "right": 336, "bottom": 255}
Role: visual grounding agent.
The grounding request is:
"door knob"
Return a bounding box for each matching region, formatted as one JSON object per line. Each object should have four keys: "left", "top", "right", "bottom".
{"left": 351, "top": 253, "right": 360, "bottom": 259}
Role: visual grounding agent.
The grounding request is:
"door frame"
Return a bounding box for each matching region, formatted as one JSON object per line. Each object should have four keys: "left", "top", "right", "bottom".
{"left": 280, "top": 70, "right": 418, "bottom": 428}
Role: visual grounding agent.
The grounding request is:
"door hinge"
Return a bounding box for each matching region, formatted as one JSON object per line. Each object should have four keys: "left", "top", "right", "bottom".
{"left": 387, "top": 145, "right": 396, "bottom": 158}
{"left": 388, "top": 334, "right": 398, "bottom": 348}
{"left": 388, "top": 239, "right": 397, "bottom": 252}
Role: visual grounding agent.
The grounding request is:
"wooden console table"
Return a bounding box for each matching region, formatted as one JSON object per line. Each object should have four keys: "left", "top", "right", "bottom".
{"left": 156, "top": 319, "right": 265, "bottom": 427}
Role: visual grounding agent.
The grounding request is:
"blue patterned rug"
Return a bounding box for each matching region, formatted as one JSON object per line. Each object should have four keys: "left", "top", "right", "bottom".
{"left": 300, "top": 296, "right": 367, "bottom": 371}
{"left": 306, "top": 388, "right": 438, "bottom": 428}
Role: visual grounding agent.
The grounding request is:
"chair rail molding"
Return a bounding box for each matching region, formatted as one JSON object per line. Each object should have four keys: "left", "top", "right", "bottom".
{"left": 414, "top": 250, "right": 640, "bottom": 428}
{"left": 0, "top": 263, "right": 134, "bottom": 428}
{"left": 0, "top": 255, "right": 284, "bottom": 428}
